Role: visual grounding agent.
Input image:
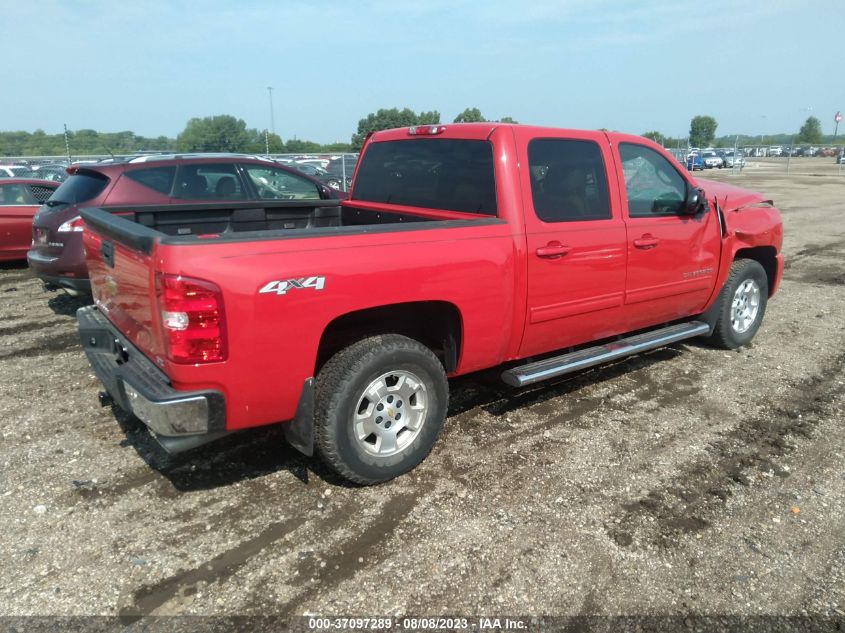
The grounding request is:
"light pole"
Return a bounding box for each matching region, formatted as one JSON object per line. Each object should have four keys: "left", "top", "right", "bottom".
{"left": 63, "top": 123, "right": 72, "bottom": 163}
{"left": 267, "top": 86, "right": 276, "bottom": 145}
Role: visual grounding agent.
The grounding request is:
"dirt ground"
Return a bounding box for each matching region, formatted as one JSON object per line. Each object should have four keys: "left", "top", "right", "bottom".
{"left": 1, "top": 159, "right": 843, "bottom": 625}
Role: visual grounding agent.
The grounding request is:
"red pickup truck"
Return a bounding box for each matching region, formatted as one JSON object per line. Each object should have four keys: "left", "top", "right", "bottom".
{"left": 77, "top": 123, "right": 783, "bottom": 484}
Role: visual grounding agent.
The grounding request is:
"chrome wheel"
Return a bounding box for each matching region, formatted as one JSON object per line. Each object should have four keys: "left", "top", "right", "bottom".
{"left": 731, "top": 279, "right": 761, "bottom": 334}
{"left": 353, "top": 370, "right": 428, "bottom": 457}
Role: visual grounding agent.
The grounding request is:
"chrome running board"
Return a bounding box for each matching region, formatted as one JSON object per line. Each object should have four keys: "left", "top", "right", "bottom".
{"left": 501, "top": 321, "right": 710, "bottom": 388}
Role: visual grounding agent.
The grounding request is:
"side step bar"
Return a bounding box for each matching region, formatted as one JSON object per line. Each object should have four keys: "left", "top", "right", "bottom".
{"left": 501, "top": 321, "right": 711, "bottom": 388}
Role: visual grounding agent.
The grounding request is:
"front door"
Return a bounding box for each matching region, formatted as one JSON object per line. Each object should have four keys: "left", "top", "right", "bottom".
{"left": 516, "top": 130, "right": 628, "bottom": 358}
{"left": 614, "top": 141, "right": 721, "bottom": 330}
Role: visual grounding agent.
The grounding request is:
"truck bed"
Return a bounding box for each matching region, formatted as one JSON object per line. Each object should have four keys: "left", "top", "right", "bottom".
{"left": 80, "top": 200, "right": 494, "bottom": 253}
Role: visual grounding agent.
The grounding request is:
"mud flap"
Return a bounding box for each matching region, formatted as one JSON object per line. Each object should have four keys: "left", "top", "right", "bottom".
{"left": 284, "top": 378, "right": 314, "bottom": 456}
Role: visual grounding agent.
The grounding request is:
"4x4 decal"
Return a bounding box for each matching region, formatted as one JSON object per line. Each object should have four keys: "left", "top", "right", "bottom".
{"left": 259, "top": 276, "right": 326, "bottom": 295}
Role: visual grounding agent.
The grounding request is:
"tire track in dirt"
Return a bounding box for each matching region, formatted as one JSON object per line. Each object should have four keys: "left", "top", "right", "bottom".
{"left": 441, "top": 348, "right": 696, "bottom": 478}
{"left": 118, "top": 515, "right": 308, "bottom": 620}
{"left": 261, "top": 492, "right": 421, "bottom": 616}
{"left": 0, "top": 331, "right": 80, "bottom": 360}
{"left": 605, "top": 351, "right": 845, "bottom": 549}
{"left": 782, "top": 237, "right": 845, "bottom": 271}
{"left": 0, "top": 319, "right": 68, "bottom": 338}
{"left": 0, "top": 269, "right": 34, "bottom": 288}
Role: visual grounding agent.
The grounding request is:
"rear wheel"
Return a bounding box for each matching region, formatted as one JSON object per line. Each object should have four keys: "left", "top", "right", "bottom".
{"left": 709, "top": 259, "right": 769, "bottom": 349}
{"left": 314, "top": 334, "right": 448, "bottom": 485}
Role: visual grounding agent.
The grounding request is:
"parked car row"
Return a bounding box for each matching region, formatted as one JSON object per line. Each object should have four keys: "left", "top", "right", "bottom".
{"left": 685, "top": 148, "right": 745, "bottom": 171}
{"left": 680, "top": 143, "right": 844, "bottom": 171}
{"left": 745, "top": 145, "right": 841, "bottom": 158}
{"left": 0, "top": 160, "right": 71, "bottom": 182}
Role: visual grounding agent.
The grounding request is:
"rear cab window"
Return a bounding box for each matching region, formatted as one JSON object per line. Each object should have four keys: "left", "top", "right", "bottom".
{"left": 352, "top": 139, "right": 497, "bottom": 215}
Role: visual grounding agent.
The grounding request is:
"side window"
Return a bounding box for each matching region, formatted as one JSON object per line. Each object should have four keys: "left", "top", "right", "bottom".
{"left": 619, "top": 143, "right": 687, "bottom": 217}
{"left": 28, "top": 184, "right": 56, "bottom": 203}
{"left": 174, "top": 164, "right": 246, "bottom": 200}
{"left": 0, "top": 183, "right": 29, "bottom": 205}
{"left": 528, "top": 139, "right": 610, "bottom": 222}
{"left": 242, "top": 165, "right": 321, "bottom": 200}
{"left": 125, "top": 166, "right": 176, "bottom": 195}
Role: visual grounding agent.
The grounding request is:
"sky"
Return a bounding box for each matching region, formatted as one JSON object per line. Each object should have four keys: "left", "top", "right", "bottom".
{"left": 2, "top": 0, "right": 842, "bottom": 144}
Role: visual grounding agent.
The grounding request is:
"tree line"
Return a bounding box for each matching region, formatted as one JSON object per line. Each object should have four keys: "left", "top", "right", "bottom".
{"left": 643, "top": 115, "right": 832, "bottom": 149}
{"left": 0, "top": 110, "right": 837, "bottom": 158}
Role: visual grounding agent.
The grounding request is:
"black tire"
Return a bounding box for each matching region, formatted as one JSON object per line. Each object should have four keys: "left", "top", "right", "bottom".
{"left": 314, "top": 334, "right": 448, "bottom": 485}
{"left": 709, "top": 259, "right": 769, "bottom": 349}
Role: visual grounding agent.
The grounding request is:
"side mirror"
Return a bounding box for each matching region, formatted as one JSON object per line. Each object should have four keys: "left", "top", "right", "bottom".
{"left": 682, "top": 187, "right": 703, "bottom": 215}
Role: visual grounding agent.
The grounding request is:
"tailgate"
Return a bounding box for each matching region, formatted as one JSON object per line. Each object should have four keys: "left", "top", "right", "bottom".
{"left": 81, "top": 208, "right": 164, "bottom": 362}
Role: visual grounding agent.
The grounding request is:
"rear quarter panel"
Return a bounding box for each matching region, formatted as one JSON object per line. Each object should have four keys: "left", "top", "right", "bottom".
{"left": 157, "top": 221, "right": 518, "bottom": 430}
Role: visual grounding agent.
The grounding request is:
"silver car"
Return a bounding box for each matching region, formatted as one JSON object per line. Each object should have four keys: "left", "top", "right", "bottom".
{"left": 724, "top": 151, "right": 746, "bottom": 168}
{"left": 701, "top": 151, "right": 724, "bottom": 169}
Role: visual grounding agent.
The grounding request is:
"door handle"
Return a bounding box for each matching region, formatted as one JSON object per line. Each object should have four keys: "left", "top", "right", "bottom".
{"left": 633, "top": 235, "right": 659, "bottom": 249}
{"left": 536, "top": 242, "right": 571, "bottom": 259}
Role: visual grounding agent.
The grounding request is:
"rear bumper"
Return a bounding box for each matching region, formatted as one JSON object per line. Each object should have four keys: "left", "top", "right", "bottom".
{"left": 28, "top": 246, "right": 91, "bottom": 294}
{"left": 27, "top": 231, "right": 89, "bottom": 292}
{"left": 77, "top": 305, "right": 228, "bottom": 452}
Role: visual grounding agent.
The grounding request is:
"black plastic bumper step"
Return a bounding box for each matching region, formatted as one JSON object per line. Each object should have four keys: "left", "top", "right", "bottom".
{"left": 501, "top": 321, "right": 710, "bottom": 387}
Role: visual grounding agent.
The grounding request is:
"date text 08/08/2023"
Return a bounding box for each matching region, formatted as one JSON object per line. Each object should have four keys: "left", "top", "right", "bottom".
{"left": 306, "top": 616, "right": 528, "bottom": 630}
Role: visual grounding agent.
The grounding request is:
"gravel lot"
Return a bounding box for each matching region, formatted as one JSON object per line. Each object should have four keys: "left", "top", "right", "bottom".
{"left": 1, "top": 159, "right": 843, "bottom": 624}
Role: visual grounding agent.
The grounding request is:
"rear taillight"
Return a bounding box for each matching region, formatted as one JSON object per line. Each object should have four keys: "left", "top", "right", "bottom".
{"left": 156, "top": 274, "right": 227, "bottom": 364}
{"left": 57, "top": 215, "right": 84, "bottom": 232}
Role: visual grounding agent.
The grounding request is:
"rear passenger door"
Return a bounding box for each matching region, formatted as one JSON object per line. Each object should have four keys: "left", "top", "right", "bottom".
{"left": 614, "top": 141, "right": 721, "bottom": 329}
{"left": 515, "top": 130, "right": 628, "bottom": 357}
{"left": 171, "top": 163, "right": 248, "bottom": 202}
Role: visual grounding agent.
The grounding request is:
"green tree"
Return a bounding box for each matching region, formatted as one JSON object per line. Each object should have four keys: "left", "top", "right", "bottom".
{"left": 350, "top": 108, "right": 441, "bottom": 149}
{"left": 453, "top": 107, "right": 487, "bottom": 123}
{"left": 321, "top": 141, "right": 354, "bottom": 152}
{"left": 498, "top": 116, "right": 518, "bottom": 124}
{"left": 641, "top": 131, "right": 666, "bottom": 146}
{"left": 797, "top": 116, "right": 823, "bottom": 144}
{"left": 689, "top": 115, "right": 718, "bottom": 147}
{"left": 176, "top": 115, "right": 252, "bottom": 152}
{"left": 284, "top": 138, "right": 323, "bottom": 153}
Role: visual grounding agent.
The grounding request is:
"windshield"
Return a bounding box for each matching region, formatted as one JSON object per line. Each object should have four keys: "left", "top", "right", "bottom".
{"left": 46, "top": 169, "right": 109, "bottom": 206}
{"left": 352, "top": 139, "right": 497, "bottom": 215}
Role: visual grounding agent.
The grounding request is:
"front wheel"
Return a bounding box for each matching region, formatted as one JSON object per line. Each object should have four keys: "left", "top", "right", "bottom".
{"left": 314, "top": 334, "right": 449, "bottom": 485}
{"left": 709, "top": 259, "right": 769, "bottom": 349}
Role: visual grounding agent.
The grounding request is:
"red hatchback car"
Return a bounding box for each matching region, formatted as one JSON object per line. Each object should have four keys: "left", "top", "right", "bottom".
{"left": 28, "top": 154, "right": 346, "bottom": 294}
{"left": 0, "top": 178, "right": 59, "bottom": 261}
